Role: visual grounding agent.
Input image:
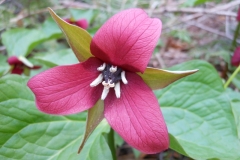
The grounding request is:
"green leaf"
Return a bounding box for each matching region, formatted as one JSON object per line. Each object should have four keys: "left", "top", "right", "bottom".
{"left": 0, "top": 54, "right": 10, "bottom": 77}
{"left": 114, "top": 132, "right": 123, "bottom": 147}
{"left": 41, "top": 17, "right": 62, "bottom": 39}
{"left": 231, "top": 101, "right": 240, "bottom": 139}
{"left": 26, "top": 58, "right": 54, "bottom": 77}
{"left": 225, "top": 88, "right": 240, "bottom": 139}
{"left": 48, "top": 8, "right": 93, "bottom": 62}
{"left": 194, "top": 0, "right": 210, "bottom": 5}
{"left": 0, "top": 75, "right": 112, "bottom": 160}
{"left": 183, "top": 0, "right": 209, "bottom": 6}
{"left": 138, "top": 67, "right": 198, "bottom": 90}
{"left": 168, "top": 134, "right": 188, "bottom": 156}
{"left": 132, "top": 148, "right": 141, "bottom": 159}
{"left": 207, "top": 50, "right": 231, "bottom": 65}
{"left": 155, "top": 60, "right": 240, "bottom": 160}
{"left": 232, "top": 73, "right": 240, "bottom": 90}
{"left": 2, "top": 28, "right": 45, "bottom": 56}
{"left": 33, "top": 48, "right": 79, "bottom": 66}
{"left": 1, "top": 18, "right": 62, "bottom": 57}
{"left": 70, "top": 9, "right": 98, "bottom": 24}
{"left": 77, "top": 119, "right": 112, "bottom": 160}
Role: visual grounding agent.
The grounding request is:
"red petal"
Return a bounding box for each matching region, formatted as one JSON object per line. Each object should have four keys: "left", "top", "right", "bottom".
{"left": 11, "top": 65, "right": 24, "bottom": 75}
{"left": 232, "top": 47, "right": 240, "bottom": 66}
{"left": 76, "top": 19, "right": 88, "bottom": 29}
{"left": 90, "top": 8, "right": 162, "bottom": 73}
{"left": 104, "top": 72, "right": 169, "bottom": 153}
{"left": 237, "top": 8, "right": 240, "bottom": 22}
{"left": 7, "top": 56, "right": 23, "bottom": 65}
{"left": 27, "top": 57, "right": 103, "bottom": 115}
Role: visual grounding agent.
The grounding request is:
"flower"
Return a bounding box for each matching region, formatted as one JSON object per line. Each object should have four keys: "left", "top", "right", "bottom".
{"left": 237, "top": 8, "right": 240, "bottom": 22}
{"left": 28, "top": 8, "right": 197, "bottom": 154}
{"left": 231, "top": 47, "right": 240, "bottom": 66}
{"left": 64, "top": 18, "right": 88, "bottom": 29}
{"left": 28, "top": 8, "right": 168, "bottom": 153}
{"left": 7, "top": 56, "right": 41, "bottom": 75}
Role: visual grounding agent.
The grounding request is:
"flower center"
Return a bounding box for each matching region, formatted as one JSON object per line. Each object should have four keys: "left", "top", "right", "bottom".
{"left": 90, "top": 63, "right": 128, "bottom": 100}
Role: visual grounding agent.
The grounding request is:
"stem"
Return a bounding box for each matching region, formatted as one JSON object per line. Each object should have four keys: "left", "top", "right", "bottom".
{"left": 108, "top": 128, "right": 116, "bottom": 160}
{"left": 224, "top": 64, "right": 240, "bottom": 89}
{"left": 231, "top": 22, "right": 240, "bottom": 51}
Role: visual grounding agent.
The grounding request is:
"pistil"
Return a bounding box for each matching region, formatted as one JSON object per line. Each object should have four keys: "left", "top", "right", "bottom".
{"left": 90, "top": 63, "right": 128, "bottom": 100}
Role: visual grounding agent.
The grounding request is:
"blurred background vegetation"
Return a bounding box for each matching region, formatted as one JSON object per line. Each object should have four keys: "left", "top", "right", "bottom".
{"left": 1, "top": 0, "right": 238, "bottom": 73}
{"left": 0, "top": 0, "right": 239, "bottom": 159}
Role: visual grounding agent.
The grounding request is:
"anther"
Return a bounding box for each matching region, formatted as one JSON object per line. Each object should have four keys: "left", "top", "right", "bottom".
{"left": 90, "top": 74, "right": 103, "bottom": 87}
{"left": 110, "top": 66, "right": 117, "bottom": 73}
{"left": 109, "top": 83, "right": 115, "bottom": 88}
{"left": 102, "top": 80, "right": 115, "bottom": 88}
{"left": 121, "top": 71, "right": 128, "bottom": 84}
{"left": 114, "top": 82, "right": 120, "bottom": 98}
{"left": 101, "top": 87, "right": 110, "bottom": 100}
{"left": 102, "top": 81, "right": 108, "bottom": 86}
{"left": 97, "top": 63, "right": 106, "bottom": 71}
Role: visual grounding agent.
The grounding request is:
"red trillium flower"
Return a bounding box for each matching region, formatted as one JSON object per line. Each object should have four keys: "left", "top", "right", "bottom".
{"left": 28, "top": 8, "right": 197, "bottom": 154}
{"left": 64, "top": 18, "right": 88, "bottom": 29}
{"left": 231, "top": 47, "right": 240, "bottom": 66}
{"left": 7, "top": 56, "right": 41, "bottom": 75}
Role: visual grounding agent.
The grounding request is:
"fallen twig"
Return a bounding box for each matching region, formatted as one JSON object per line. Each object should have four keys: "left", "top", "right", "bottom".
{"left": 163, "top": 0, "right": 240, "bottom": 30}
{"left": 10, "top": 6, "right": 66, "bottom": 23}
{"left": 154, "top": 7, "right": 236, "bottom": 17}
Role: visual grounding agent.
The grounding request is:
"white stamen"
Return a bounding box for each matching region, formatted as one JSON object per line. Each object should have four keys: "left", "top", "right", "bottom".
{"left": 101, "top": 87, "right": 110, "bottom": 100}
{"left": 97, "top": 63, "right": 106, "bottom": 71}
{"left": 121, "top": 71, "right": 128, "bottom": 84}
{"left": 92, "top": 63, "right": 128, "bottom": 100}
{"left": 114, "top": 82, "right": 120, "bottom": 98}
{"left": 90, "top": 74, "right": 103, "bottom": 87}
{"left": 110, "top": 66, "right": 117, "bottom": 72}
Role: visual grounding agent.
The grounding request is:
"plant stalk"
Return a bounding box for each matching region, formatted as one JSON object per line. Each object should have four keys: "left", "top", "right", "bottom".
{"left": 108, "top": 128, "right": 116, "bottom": 160}
{"left": 224, "top": 64, "right": 240, "bottom": 89}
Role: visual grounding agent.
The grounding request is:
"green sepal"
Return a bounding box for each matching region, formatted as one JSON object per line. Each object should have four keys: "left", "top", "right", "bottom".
{"left": 48, "top": 8, "right": 93, "bottom": 62}
{"left": 78, "top": 100, "right": 105, "bottom": 153}
{"left": 138, "top": 67, "right": 198, "bottom": 90}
